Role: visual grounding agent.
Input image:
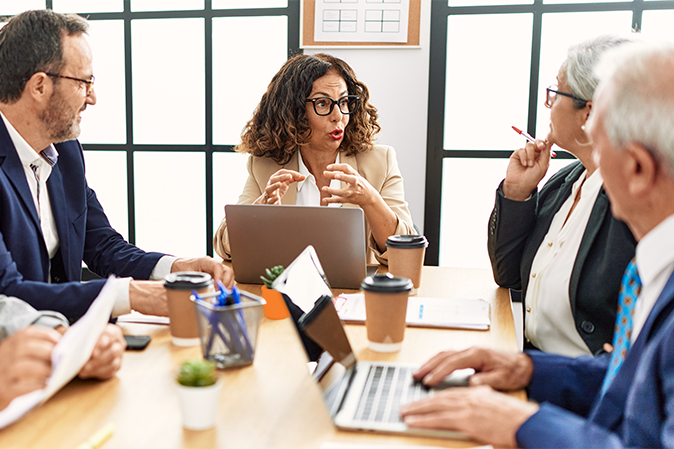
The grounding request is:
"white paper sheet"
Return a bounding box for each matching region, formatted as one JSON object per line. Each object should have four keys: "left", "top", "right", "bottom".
{"left": 0, "top": 278, "right": 118, "bottom": 428}
{"left": 116, "top": 310, "right": 169, "bottom": 325}
{"left": 335, "top": 294, "right": 490, "bottom": 330}
{"left": 313, "top": 0, "right": 410, "bottom": 43}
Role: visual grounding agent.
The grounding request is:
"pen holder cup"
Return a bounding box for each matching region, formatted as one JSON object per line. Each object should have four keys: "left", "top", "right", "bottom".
{"left": 191, "top": 291, "right": 265, "bottom": 369}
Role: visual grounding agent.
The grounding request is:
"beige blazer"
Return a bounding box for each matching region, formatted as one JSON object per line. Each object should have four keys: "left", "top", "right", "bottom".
{"left": 213, "top": 145, "right": 416, "bottom": 265}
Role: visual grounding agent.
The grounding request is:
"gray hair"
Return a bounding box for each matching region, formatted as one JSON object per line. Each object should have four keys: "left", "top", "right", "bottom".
{"left": 594, "top": 41, "right": 674, "bottom": 173}
{"left": 561, "top": 34, "right": 637, "bottom": 109}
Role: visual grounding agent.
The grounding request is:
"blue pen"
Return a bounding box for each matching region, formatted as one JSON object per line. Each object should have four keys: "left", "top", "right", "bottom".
{"left": 229, "top": 285, "right": 254, "bottom": 361}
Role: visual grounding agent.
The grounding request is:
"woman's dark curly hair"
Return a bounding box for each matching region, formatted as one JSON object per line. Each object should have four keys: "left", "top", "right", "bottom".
{"left": 237, "top": 53, "right": 381, "bottom": 165}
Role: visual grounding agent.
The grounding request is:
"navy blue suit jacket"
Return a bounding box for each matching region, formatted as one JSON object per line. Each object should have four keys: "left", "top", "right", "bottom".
{"left": 516, "top": 271, "right": 674, "bottom": 448}
{"left": 0, "top": 119, "right": 164, "bottom": 320}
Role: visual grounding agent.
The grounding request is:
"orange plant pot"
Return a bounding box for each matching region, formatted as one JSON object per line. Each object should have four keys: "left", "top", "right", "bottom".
{"left": 260, "top": 285, "right": 290, "bottom": 320}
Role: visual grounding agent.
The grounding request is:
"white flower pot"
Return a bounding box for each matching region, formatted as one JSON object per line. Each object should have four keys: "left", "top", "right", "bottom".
{"left": 176, "top": 381, "right": 222, "bottom": 430}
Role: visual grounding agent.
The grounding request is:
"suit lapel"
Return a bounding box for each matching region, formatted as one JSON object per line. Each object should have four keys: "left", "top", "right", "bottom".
{"left": 590, "top": 270, "right": 674, "bottom": 428}
{"left": 568, "top": 189, "right": 610, "bottom": 314}
{"left": 0, "top": 120, "right": 41, "bottom": 230}
{"left": 46, "top": 159, "right": 69, "bottom": 271}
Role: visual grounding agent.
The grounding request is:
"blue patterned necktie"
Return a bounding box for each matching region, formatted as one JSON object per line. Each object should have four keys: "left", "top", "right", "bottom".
{"left": 601, "top": 258, "right": 642, "bottom": 394}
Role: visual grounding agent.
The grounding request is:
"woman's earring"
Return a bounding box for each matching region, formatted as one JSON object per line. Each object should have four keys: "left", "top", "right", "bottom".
{"left": 581, "top": 125, "right": 586, "bottom": 131}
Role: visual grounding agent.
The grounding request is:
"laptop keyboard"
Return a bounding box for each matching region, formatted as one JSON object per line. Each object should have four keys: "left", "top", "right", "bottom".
{"left": 353, "top": 365, "right": 429, "bottom": 424}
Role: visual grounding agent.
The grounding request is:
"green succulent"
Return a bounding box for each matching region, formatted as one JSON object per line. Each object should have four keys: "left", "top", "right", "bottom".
{"left": 260, "top": 265, "right": 284, "bottom": 289}
{"left": 177, "top": 359, "right": 217, "bottom": 387}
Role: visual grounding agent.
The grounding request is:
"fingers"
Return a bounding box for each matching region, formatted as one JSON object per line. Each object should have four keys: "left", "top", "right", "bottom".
{"left": 0, "top": 326, "right": 60, "bottom": 408}
{"left": 261, "top": 170, "right": 306, "bottom": 204}
{"left": 78, "top": 325, "right": 126, "bottom": 380}
{"left": 417, "top": 349, "right": 485, "bottom": 386}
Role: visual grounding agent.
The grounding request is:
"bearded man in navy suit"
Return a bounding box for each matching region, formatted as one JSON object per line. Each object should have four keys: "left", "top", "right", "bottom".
{"left": 0, "top": 10, "right": 233, "bottom": 321}
{"left": 401, "top": 41, "right": 674, "bottom": 448}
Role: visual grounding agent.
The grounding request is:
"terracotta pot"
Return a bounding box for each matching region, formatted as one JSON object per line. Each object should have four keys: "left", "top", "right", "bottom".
{"left": 260, "top": 285, "right": 290, "bottom": 320}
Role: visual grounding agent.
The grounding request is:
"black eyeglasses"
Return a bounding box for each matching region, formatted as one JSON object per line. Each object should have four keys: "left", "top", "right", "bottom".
{"left": 545, "top": 85, "right": 587, "bottom": 109}
{"left": 45, "top": 72, "right": 95, "bottom": 96}
{"left": 306, "top": 95, "right": 360, "bottom": 116}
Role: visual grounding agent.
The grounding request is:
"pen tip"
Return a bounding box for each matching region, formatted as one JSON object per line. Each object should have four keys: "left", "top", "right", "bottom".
{"left": 512, "top": 126, "right": 522, "bottom": 134}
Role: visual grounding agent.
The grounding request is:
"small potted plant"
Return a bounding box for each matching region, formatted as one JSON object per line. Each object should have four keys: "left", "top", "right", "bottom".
{"left": 175, "top": 359, "right": 221, "bottom": 430}
{"left": 260, "top": 265, "right": 289, "bottom": 320}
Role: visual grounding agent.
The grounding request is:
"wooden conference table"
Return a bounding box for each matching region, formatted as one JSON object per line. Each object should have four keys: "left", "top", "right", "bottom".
{"left": 0, "top": 267, "right": 520, "bottom": 449}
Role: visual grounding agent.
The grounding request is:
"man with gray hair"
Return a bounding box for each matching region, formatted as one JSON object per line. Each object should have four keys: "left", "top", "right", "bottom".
{"left": 400, "top": 41, "right": 674, "bottom": 448}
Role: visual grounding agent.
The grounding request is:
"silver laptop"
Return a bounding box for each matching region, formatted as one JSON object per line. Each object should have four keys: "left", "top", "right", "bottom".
{"left": 276, "top": 247, "right": 472, "bottom": 439}
{"left": 225, "top": 204, "right": 368, "bottom": 288}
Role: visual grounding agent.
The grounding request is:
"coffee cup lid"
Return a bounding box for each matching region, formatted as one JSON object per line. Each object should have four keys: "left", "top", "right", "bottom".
{"left": 361, "top": 273, "right": 413, "bottom": 293}
{"left": 164, "top": 272, "right": 213, "bottom": 290}
{"left": 385, "top": 234, "right": 429, "bottom": 249}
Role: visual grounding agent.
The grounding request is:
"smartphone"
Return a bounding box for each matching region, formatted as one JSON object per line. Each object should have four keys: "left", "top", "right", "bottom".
{"left": 124, "top": 335, "right": 151, "bottom": 350}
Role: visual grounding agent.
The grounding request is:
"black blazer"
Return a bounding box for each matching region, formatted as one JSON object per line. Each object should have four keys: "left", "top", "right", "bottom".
{"left": 488, "top": 161, "right": 637, "bottom": 354}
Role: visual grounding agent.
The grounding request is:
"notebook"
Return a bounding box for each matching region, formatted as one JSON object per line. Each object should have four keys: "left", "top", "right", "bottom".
{"left": 334, "top": 294, "right": 490, "bottom": 330}
{"left": 277, "top": 247, "right": 473, "bottom": 439}
{"left": 225, "top": 204, "right": 368, "bottom": 289}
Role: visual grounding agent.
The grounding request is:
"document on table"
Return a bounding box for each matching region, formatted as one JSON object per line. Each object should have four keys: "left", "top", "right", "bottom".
{"left": 0, "top": 278, "right": 117, "bottom": 429}
{"left": 334, "top": 294, "right": 490, "bottom": 330}
{"left": 116, "top": 310, "right": 169, "bottom": 325}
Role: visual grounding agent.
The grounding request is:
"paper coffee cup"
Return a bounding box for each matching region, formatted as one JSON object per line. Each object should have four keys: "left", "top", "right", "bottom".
{"left": 386, "top": 235, "right": 428, "bottom": 295}
{"left": 164, "top": 272, "right": 214, "bottom": 346}
{"left": 361, "top": 273, "right": 413, "bottom": 352}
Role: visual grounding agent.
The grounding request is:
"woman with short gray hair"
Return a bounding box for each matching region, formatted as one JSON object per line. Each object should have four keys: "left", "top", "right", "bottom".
{"left": 488, "top": 34, "right": 638, "bottom": 357}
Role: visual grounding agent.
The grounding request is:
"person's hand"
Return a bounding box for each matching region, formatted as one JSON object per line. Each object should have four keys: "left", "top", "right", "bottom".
{"left": 400, "top": 385, "right": 539, "bottom": 447}
{"left": 503, "top": 139, "right": 552, "bottom": 201}
{"left": 171, "top": 257, "right": 235, "bottom": 289}
{"left": 321, "top": 163, "right": 379, "bottom": 207}
{"left": 254, "top": 169, "right": 305, "bottom": 205}
{"left": 0, "top": 326, "right": 60, "bottom": 411}
{"left": 78, "top": 324, "right": 126, "bottom": 380}
{"left": 129, "top": 280, "right": 168, "bottom": 316}
{"left": 413, "top": 347, "right": 534, "bottom": 391}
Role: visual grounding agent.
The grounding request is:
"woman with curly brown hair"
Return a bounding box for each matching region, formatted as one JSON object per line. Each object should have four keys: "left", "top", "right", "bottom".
{"left": 213, "top": 53, "right": 415, "bottom": 264}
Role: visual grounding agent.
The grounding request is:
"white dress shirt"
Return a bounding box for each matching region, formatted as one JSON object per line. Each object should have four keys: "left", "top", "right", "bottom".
{"left": 296, "top": 151, "right": 341, "bottom": 207}
{"left": 0, "top": 111, "right": 175, "bottom": 317}
{"left": 631, "top": 214, "right": 674, "bottom": 342}
{"left": 525, "top": 169, "right": 603, "bottom": 357}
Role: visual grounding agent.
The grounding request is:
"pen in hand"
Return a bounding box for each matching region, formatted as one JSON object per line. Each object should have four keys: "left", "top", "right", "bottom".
{"left": 512, "top": 126, "right": 556, "bottom": 158}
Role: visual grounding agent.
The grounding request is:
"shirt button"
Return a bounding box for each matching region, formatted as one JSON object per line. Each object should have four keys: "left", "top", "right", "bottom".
{"left": 532, "top": 273, "right": 536, "bottom": 278}
{"left": 548, "top": 242, "right": 553, "bottom": 247}
{"left": 526, "top": 308, "right": 531, "bottom": 313}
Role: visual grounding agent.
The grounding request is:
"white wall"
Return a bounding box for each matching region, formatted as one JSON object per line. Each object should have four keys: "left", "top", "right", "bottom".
{"left": 304, "top": 0, "right": 432, "bottom": 232}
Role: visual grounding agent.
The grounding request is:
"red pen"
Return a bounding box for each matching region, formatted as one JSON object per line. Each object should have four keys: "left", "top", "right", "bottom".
{"left": 512, "top": 126, "right": 556, "bottom": 158}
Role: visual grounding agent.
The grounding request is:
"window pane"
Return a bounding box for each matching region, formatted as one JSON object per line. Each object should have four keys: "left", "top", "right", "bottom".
{"left": 212, "top": 152, "right": 250, "bottom": 259}
{"left": 79, "top": 20, "right": 126, "bottom": 145}
{"left": 213, "top": 0, "right": 287, "bottom": 8}
{"left": 52, "top": 0, "right": 122, "bottom": 13}
{"left": 0, "top": 1, "right": 45, "bottom": 15}
{"left": 444, "top": 14, "right": 532, "bottom": 151}
{"left": 131, "top": 0, "right": 204, "bottom": 11}
{"left": 641, "top": 10, "right": 674, "bottom": 40}
{"left": 83, "top": 151, "right": 129, "bottom": 239}
{"left": 449, "top": 0, "right": 532, "bottom": 7}
{"left": 132, "top": 18, "right": 205, "bottom": 144}
{"left": 439, "top": 158, "right": 573, "bottom": 268}
{"left": 535, "top": 11, "right": 633, "bottom": 141}
{"left": 134, "top": 152, "right": 206, "bottom": 257}
{"left": 213, "top": 16, "right": 288, "bottom": 145}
